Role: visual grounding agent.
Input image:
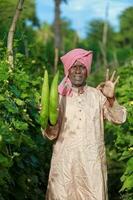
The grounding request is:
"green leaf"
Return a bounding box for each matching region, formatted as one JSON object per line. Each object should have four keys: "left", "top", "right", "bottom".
{"left": 21, "top": 134, "right": 36, "bottom": 149}
{"left": 9, "top": 85, "right": 21, "bottom": 98}
{"left": 12, "top": 119, "right": 28, "bottom": 131}
{"left": 0, "top": 61, "right": 9, "bottom": 81}
{"left": 120, "top": 174, "right": 133, "bottom": 191}
{"left": 4, "top": 100, "right": 19, "bottom": 113}
{"left": 0, "top": 95, "right": 5, "bottom": 101}
{"left": 126, "top": 157, "right": 133, "bottom": 174}
{"left": 14, "top": 98, "right": 25, "bottom": 106}
{"left": 119, "top": 150, "right": 131, "bottom": 161}
{"left": 0, "top": 154, "right": 12, "bottom": 168}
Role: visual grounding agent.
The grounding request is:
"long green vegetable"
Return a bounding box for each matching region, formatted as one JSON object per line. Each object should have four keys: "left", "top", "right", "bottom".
{"left": 40, "top": 70, "right": 49, "bottom": 129}
{"left": 49, "top": 70, "right": 59, "bottom": 125}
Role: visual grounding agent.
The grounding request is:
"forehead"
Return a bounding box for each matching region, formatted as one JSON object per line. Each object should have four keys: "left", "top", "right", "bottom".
{"left": 72, "top": 60, "right": 85, "bottom": 67}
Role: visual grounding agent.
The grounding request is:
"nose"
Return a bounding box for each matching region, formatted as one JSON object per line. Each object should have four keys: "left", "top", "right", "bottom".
{"left": 75, "top": 66, "right": 81, "bottom": 73}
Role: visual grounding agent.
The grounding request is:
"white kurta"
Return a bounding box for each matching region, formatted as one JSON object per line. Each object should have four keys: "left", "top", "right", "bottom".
{"left": 44, "top": 86, "right": 126, "bottom": 200}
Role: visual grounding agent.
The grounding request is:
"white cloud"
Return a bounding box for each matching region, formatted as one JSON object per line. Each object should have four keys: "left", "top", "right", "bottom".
{"left": 63, "top": 0, "right": 89, "bottom": 11}
{"left": 36, "top": 0, "right": 133, "bottom": 38}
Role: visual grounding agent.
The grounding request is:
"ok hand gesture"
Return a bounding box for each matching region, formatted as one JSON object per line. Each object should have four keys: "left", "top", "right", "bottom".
{"left": 97, "top": 69, "right": 120, "bottom": 98}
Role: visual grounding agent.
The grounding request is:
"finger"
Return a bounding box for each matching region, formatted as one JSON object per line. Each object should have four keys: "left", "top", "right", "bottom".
{"left": 110, "top": 70, "right": 116, "bottom": 81}
{"left": 114, "top": 76, "right": 120, "bottom": 85}
{"left": 96, "top": 82, "right": 105, "bottom": 89}
{"left": 106, "top": 68, "right": 109, "bottom": 81}
{"left": 96, "top": 86, "right": 102, "bottom": 90}
{"left": 96, "top": 85, "right": 101, "bottom": 90}
{"left": 98, "top": 82, "right": 105, "bottom": 87}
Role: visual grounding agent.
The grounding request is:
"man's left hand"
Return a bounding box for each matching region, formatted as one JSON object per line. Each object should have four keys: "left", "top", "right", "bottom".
{"left": 97, "top": 69, "right": 119, "bottom": 98}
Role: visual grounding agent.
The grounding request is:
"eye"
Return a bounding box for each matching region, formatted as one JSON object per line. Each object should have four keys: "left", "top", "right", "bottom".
{"left": 78, "top": 65, "right": 85, "bottom": 71}
{"left": 81, "top": 65, "right": 86, "bottom": 69}
{"left": 80, "top": 66, "right": 83, "bottom": 69}
{"left": 82, "top": 66, "right": 86, "bottom": 71}
{"left": 71, "top": 65, "right": 77, "bottom": 71}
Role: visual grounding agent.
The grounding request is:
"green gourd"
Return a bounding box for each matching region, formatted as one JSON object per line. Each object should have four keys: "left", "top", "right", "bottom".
{"left": 49, "top": 70, "right": 59, "bottom": 125}
{"left": 40, "top": 70, "right": 49, "bottom": 129}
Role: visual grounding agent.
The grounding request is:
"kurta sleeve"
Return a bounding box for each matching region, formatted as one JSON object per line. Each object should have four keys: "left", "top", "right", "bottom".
{"left": 98, "top": 90, "right": 127, "bottom": 124}
{"left": 41, "top": 94, "right": 63, "bottom": 140}
{"left": 103, "top": 100, "right": 127, "bottom": 124}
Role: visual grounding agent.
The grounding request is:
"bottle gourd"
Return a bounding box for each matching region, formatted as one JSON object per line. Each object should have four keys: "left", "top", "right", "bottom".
{"left": 40, "top": 70, "right": 59, "bottom": 129}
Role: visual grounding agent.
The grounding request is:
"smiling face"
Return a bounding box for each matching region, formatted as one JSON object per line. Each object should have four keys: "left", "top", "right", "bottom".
{"left": 68, "top": 60, "right": 88, "bottom": 88}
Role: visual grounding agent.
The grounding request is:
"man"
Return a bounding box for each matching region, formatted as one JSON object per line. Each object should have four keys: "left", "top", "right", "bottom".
{"left": 42, "top": 48, "right": 126, "bottom": 200}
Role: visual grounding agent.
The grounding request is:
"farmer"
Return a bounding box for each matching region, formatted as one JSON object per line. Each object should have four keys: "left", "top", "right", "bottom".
{"left": 42, "top": 48, "right": 126, "bottom": 200}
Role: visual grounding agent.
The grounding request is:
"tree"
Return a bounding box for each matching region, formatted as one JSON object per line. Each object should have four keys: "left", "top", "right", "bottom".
{"left": 119, "top": 6, "right": 133, "bottom": 48}
{"left": 0, "top": 0, "right": 38, "bottom": 41}
{"left": 100, "top": 0, "right": 110, "bottom": 68}
{"left": 61, "top": 18, "right": 79, "bottom": 52}
{"left": 109, "top": 6, "right": 133, "bottom": 65}
{"left": 7, "top": 0, "right": 25, "bottom": 68}
{"left": 84, "top": 19, "right": 115, "bottom": 68}
{"left": 53, "top": 0, "right": 67, "bottom": 72}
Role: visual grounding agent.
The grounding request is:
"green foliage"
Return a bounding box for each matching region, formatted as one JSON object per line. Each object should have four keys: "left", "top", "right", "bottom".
{"left": 82, "top": 19, "right": 115, "bottom": 65}
{"left": 81, "top": 6, "right": 133, "bottom": 68}
{"left": 104, "top": 64, "right": 133, "bottom": 199}
{"left": 119, "top": 7, "right": 133, "bottom": 48}
{"left": 0, "top": 56, "right": 52, "bottom": 199}
{"left": 61, "top": 18, "right": 79, "bottom": 52}
{"left": 0, "top": 0, "right": 38, "bottom": 26}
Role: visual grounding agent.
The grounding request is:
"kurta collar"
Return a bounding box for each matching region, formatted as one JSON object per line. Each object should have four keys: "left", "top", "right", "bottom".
{"left": 71, "top": 85, "right": 88, "bottom": 95}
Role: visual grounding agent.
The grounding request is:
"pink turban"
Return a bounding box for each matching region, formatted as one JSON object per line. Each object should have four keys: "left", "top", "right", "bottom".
{"left": 58, "top": 48, "right": 93, "bottom": 96}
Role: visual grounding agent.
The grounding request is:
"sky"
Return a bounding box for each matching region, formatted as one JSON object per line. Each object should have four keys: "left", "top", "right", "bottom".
{"left": 36, "top": 0, "right": 133, "bottom": 38}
